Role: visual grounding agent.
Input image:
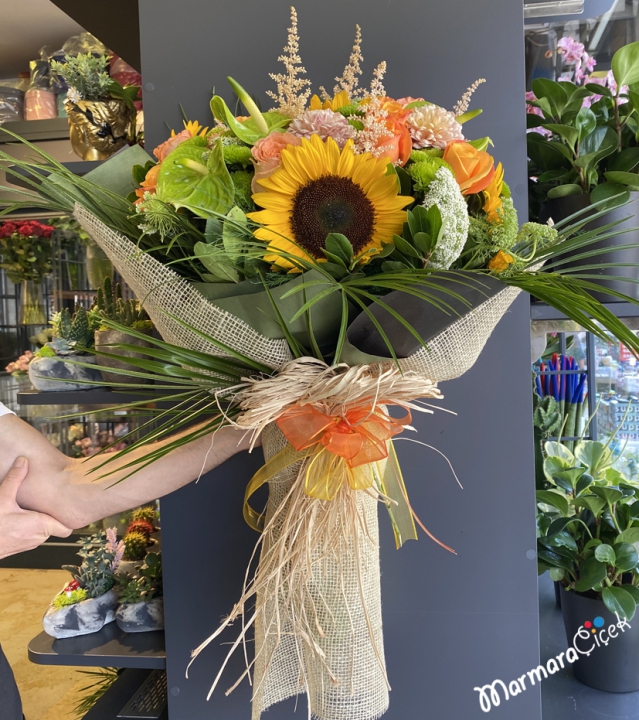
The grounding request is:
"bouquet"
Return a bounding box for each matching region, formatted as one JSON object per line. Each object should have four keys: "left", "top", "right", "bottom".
{"left": 4, "top": 9, "right": 639, "bottom": 720}
{"left": 0, "top": 220, "right": 53, "bottom": 283}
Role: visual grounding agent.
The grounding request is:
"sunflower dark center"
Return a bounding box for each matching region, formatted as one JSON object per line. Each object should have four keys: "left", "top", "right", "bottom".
{"left": 290, "top": 175, "right": 375, "bottom": 257}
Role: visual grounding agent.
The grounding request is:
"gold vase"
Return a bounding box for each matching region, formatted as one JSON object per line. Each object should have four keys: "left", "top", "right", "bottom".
{"left": 67, "top": 99, "right": 133, "bottom": 161}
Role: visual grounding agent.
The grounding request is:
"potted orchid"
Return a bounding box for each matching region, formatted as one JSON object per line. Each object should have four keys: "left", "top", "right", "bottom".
{"left": 527, "top": 39, "right": 639, "bottom": 298}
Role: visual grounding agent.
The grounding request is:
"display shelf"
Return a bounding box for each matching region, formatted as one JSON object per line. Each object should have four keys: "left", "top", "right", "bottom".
{"left": 531, "top": 300, "right": 639, "bottom": 321}
{"left": 28, "top": 624, "right": 166, "bottom": 669}
{"left": 17, "top": 388, "right": 178, "bottom": 406}
{"left": 83, "top": 669, "right": 168, "bottom": 720}
{"left": 0, "top": 117, "right": 70, "bottom": 142}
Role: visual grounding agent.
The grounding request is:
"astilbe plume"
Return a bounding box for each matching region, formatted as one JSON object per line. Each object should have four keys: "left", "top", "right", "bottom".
{"left": 453, "top": 78, "right": 486, "bottom": 115}
{"left": 333, "top": 24, "right": 364, "bottom": 99}
{"left": 267, "top": 7, "right": 312, "bottom": 118}
{"left": 353, "top": 62, "right": 393, "bottom": 158}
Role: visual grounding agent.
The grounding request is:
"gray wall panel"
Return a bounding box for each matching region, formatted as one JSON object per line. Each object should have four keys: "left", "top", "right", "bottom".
{"left": 139, "top": 0, "right": 540, "bottom": 717}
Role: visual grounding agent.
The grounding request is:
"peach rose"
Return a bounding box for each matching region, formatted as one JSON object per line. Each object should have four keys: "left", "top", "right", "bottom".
{"left": 252, "top": 132, "right": 301, "bottom": 163}
{"left": 153, "top": 128, "right": 192, "bottom": 162}
{"left": 443, "top": 140, "right": 495, "bottom": 195}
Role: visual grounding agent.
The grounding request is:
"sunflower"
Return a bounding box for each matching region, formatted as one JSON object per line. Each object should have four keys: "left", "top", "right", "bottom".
{"left": 248, "top": 135, "right": 412, "bottom": 269}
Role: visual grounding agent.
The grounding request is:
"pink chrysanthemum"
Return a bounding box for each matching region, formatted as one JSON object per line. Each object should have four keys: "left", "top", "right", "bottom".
{"left": 289, "top": 109, "right": 355, "bottom": 148}
{"left": 407, "top": 105, "right": 464, "bottom": 150}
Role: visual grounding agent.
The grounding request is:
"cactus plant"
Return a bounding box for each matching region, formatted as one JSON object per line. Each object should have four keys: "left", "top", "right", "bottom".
{"left": 126, "top": 519, "right": 155, "bottom": 538}
{"left": 131, "top": 505, "right": 157, "bottom": 525}
{"left": 47, "top": 306, "right": 99, "bottom": 355}
{"left": 93, "top": 277, "right": 152, "bottom": 331}
{"left": 122, "top": 531, "right": 148, "bottom": 561}
{"left": 62, "top": 532, "right": 117, "bottom": 599}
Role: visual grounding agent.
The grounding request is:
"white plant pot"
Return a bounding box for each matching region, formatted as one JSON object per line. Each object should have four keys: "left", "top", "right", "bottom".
{"left": 43, "top": 588, "right": 118, "bottom": 639}
{"left": 116, "top": 597, "right": 164, "bottom": 633}
{"left": 29, "top": 355, "right": 102, "bottom": 392}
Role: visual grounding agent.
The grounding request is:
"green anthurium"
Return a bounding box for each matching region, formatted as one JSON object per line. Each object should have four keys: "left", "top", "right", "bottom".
{"left": 156, "top": 137, "right": 235, "bottom": 219}
{"left": 210, "top": 81, "right": 289, "bottom": 146}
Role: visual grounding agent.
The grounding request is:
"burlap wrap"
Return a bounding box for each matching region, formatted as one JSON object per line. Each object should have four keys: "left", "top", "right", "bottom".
{"left": 75, "top": 206, "right": 521, "bottom": 720}
{"left": 253, "top": 424, "right": 387, "bottom": 720}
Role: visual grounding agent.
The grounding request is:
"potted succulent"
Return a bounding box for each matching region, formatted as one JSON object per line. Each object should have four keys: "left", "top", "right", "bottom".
{"left": 115, "top": 552, "right": 164, "bottom": 633}
{"left": 527, "top": 40, "right": 639, "bottom": 298}
{"left": 537, "top": 436, "right": 639, "bottom": 692}
{"left": 28, "top": 306, "right": 102, "bottom": 391}
{"left": 49, "top": 53, "right": 139, "bottom": 161}
{"left": 92, "top": 278, "right": 154, "bottom": 384}
{"left": 43, "top": 529, "right": 124, "bottom": 639}
{"left": 0, "top": 220, "right": 54, "bottom": 324}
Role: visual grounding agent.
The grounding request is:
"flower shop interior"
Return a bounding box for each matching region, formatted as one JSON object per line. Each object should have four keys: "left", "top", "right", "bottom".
{"left": 4, "top": 0, "right": 639, "bottom": 719}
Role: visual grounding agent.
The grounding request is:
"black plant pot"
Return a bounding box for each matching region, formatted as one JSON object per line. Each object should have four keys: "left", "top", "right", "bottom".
{"left": 554, "top": 580, "right": 562, "bottom": 609}
{"left": 560, "top": 586, "right": 639, "bottom": 693}
{"left": 538, "top": 192, "right": 639, "bottom": 302}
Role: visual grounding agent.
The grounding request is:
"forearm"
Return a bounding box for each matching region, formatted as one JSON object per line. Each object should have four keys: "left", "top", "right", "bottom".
{"left": 1, "top": 414, "right": 253, "bottom": 529}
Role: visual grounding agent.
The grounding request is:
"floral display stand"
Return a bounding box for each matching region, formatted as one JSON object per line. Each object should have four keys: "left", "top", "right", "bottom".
{"left": 133, "top": 0, "right": 542, "bottom": 718}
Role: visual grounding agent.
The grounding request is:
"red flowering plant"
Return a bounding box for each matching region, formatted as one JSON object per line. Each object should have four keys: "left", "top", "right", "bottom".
{"left": 0, "top": 220, "right": 54, "bottom": 283}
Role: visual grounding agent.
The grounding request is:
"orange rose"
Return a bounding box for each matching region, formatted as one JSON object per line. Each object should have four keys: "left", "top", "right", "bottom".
{"left": 443, "top": 140, "right": 496, "bottom": 195}
{"left": 369, "top": 98, "right": 412, "bottom": 166}
{"left": 488, "top": 250, "right": 515, "bottom": 273}
{"left": 134, "top": 164, "right": 161, "bottom": 204}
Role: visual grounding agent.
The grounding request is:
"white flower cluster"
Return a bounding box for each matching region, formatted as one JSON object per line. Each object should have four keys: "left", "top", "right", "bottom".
{"left": 422, "top": 167, "right": 469, "bottom": 269}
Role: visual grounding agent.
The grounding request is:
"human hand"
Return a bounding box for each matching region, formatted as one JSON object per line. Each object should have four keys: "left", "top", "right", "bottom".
{"left": 0, "top": 457, "right": 72, "bottom": 560}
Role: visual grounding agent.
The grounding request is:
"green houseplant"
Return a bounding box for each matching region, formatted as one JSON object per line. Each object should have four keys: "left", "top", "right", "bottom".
{"left": 50, "top": 53, "right": 139, "bottom": 161}
{"left": 527, "top": 41, "right": 639, "bottom": 298}
{"left": 28, "top": 306, "right": 102, "bottom": 391}
{"left": 537, "top": 437, "right": 639, "bottom": 692}
{"left": 92, "top": 277, "right": 154, "bottom": 385}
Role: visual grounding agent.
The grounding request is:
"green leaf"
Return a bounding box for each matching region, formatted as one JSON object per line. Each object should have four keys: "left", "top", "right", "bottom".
{"left": 537, "top": 490, "right": 569, "bottom": 516}
{"left": 210, "top": 94, "right": 289, "bottom": 145}
{"left": 613, "top": 542, "right": 639, "bottom": 572}
{"left": 612, "top": 41, "right": 639, "bottom": 88}
{"left": 547, "top": 184, "right": 583, "bottom": 199}
{"left": 594, "top": 543, "right": 616, "bottom": 565}
{"left": 607, "top": 147, "right": 639, "bottom": 172}
{"left": 573, "top": 496, "right": 607, "bottom": 517}
{"left": 591, "top": 486, "right": 624, "bottom": 506}
{"left": 527, "top": 134, "right": 571, "bottom": 170}
{"left": 605, "top": 170, "right": 639, "bottom": 188}
{"left": 578, "top": 126, "right": 618, "bottom": 161}
{"left": 575, "top": 107, "right": 597, "bottom": 141}
{"left": 545, "top": 441, "right": 576, "bottom": 464}
{"left": 537, "top": 547, "right": 575, "bottom": 572}
{"left": 590, "top": 182, "right": 630, "bottom": 209}
{"left": 393, "top": 233, "right": 422, "bottom": 259}
{"left": 412, "top": 232, "right": 434, "bottom": 256}
{"left": 574, "top": 557, "right": 608, "bottom": 592}
{"left": 542, "top": 123, "right": 579, "bottom": 148}
{"left": 549, "top": 567, "right": 566, "bottom": 582}
{"left": 157, "top": 137, "right": 234, "bottom": 218}
{"left": 532, "top": 78, "right": 568, "bottom": 116}
{"left": 621, "top": 584, "right": 639, "bottom": 603}
{"left": 574, "top": 441, "right": 613, "bottom": 476}
{"left": 602, "top": 586, "right": 637, "bottom": 620}
{"left": 325, "top": 233, "right": 354, "bottom": 265}
{"left": 585, "top": 82, "right": 613, "bottom": 98}
{"left": 554, "top": 468, "right": 586, "bottom": 492}
{"left": 467, "top": 136, "right": 491, "bottom": 152}
{"left": 456, "top": 108, "right": 482, "bottom": 124}
{"left": 576, "top": 472, "right": 594, "bottom": 495}
{"left": 617, "top": 527, "right": 639, "bottom": 544}
{"left": 193, "top": 242, "right": 240, "bottom": 282}
{"left": 222, "top": 206, "right": 248, "bottom": 255}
